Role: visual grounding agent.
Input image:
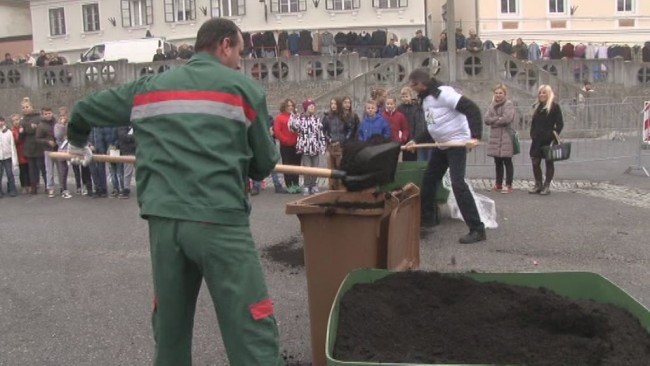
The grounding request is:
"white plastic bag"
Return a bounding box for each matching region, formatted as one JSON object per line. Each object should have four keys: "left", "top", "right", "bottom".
{"left": 443, "top": 172, "right": 498, "bottom": 229}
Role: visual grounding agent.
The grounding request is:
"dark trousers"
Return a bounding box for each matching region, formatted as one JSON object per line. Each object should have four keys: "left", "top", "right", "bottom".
{"left": 0, "top": 159, "right": 17, "bottom": 195}
{"left": 494, "top": 157, "right": 514, "bottom": 186}
{"left": 402, "top": 150, "right": 417, "bottom": 162}
{"left": 531, "top": 157, "right": 554, "bottom": 184}
{"left": 27, "top": 157, "right": 46, "bottom": 191}
{"left": 90, "top": 161, "right": 107, "bottom": 194}
{"left": 71, "top": 164, "right": 92, "bottom": 191}
{"left": 279, "top": 145, "right": 302, "bottom": 188}
{"left": 421, "top": 147, "right": 484, "bottom": 232}
{"left": 18, "top": 163, "right": 30, "bottom": 187}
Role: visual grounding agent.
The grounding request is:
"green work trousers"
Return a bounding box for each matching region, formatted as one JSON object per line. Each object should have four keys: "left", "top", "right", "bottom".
{"left": 147, "top": 216, "right": 282, "bottom": 366}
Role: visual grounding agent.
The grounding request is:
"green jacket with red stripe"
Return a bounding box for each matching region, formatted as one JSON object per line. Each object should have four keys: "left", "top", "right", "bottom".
{"left": 68, "top": 52, "right": 279, "bottom": 226}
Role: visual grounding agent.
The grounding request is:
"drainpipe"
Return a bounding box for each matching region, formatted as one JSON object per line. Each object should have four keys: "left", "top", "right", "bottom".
{"left": 424, "top": 0, "right": 429, "bottom": 39}
{"left": 446, "top": 0, "right": 457, "bottom": 83}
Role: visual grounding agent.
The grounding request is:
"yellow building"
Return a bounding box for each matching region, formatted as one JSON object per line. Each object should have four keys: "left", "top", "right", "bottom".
{"left": 427, "top": 0, "right": 650, "bottom": 46}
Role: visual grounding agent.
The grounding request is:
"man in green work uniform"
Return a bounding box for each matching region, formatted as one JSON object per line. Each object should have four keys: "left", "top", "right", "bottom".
{"left": 66, "top": 19, "right": 282, "bottom": 366}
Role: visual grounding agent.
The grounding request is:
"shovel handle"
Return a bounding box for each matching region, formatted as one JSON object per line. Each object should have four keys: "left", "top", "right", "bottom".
{"left": 49, "top": 152, "right": 345, "bottom": 179}
{"left": 273, "top": 164, "right": 345, "bottom": 179}
{"left": 401, "top": 141, "right": 480, "bottom": 150}
{"left": 48, "top": 151, "right": 136, "bottom": 164}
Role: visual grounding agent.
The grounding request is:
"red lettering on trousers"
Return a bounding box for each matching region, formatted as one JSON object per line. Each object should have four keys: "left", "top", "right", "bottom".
{"left": 249, "top": 298, "right": 274, "bottom": 320}
{"left": 152, "top": 296, "right": 158, "bottom": 312}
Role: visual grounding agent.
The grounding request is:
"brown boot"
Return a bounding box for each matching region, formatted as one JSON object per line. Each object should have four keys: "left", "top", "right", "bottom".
{"left": 539, "top": 183, "right": 551, "bottom": 195}
{"left": 528, "top": 181, "right": 542, "bottom": 194}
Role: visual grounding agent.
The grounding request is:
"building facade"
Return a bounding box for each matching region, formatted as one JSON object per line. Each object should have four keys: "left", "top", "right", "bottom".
{"left": 29, "top": 0, "right": 426, "bottom": 62}
{"left": 427, "top": 0, "right": 650, "bottom": 46}
{"left": 0, "top": 0, "right": 33, "bottom": 59}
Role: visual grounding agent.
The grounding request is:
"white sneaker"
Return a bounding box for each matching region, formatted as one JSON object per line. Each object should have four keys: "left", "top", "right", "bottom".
{"left": 302, "top": 187, "right": 310, "bottom": 196}
{"left": 48, "top": 189, "right": 55, "bottom": 198}
{"left": 61, "top": 190, "right": 72, "bottom": 199}
{"left": 311, "top": 186, "right": 320, "bottom": 194}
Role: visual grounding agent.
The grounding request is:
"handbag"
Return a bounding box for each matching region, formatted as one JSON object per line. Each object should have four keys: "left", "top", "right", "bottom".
{"left": 542, "top": 131, "right": 571, "bottom": 161}
{"left": 506, "top": 127, "right": 520, "bottom": 155}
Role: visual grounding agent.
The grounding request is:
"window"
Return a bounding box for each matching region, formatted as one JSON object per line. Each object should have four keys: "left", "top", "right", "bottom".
{"left": 49, "top": 8, "right": 66, "bottom": 36}
{"left": 270, "top": 0, "right": 306, "bottom": 13}
{"left": 121, "top": 0, "right": 153, "bottom": 27}
{"left": 164, "top": 0, "right": 196, "bottom": 22}
{"left": 617, "top": 0, "right": 633, "bottom": 12}
{"left": 83, "top": 4, "right": 101, "bottom": 32}
{"left": 211, "top": 0, "right": 246, "bottom": 17}
{"left": 549, "top": 0, "right": 565, "bottom": 13}
{"left": 501, "top": 0, "right": 517, "bottom": 14}
{"left": 326, "top": 0, "right": 360, "bottom": 10}
{"left": 372, "top": 0, "right": 408, "bottom": 8}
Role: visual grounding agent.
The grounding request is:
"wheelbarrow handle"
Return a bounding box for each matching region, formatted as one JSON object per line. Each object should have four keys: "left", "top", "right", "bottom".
{"left": 48, "top": 152, "right": 346, "bottom": 179}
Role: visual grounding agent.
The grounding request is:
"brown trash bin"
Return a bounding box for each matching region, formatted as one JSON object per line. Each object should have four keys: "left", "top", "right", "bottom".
{"left": 285, "top": 183, "right": 420, "bottom": 366}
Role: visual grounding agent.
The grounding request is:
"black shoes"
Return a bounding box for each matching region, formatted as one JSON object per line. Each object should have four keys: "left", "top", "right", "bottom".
{"left": 539, "top": 184, "right": 551, "bottom": 195}
{"left": 459, "top": 229, "right": 487, "bottom": 244}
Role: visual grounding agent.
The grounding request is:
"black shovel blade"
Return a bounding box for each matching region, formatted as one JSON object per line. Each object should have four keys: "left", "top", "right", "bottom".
{"left": 340, "top": 141, "right": 401, "bottom": 191}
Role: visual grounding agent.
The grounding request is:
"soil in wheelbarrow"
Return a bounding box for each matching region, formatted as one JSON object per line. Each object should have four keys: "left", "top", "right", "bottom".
{"left": 334, "top": 271, "right": 650, "bottom": 366}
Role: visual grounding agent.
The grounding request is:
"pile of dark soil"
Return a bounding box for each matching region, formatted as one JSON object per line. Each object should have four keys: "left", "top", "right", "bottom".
{"left": 334, "top": 271, "right": 650, "bottom": 366}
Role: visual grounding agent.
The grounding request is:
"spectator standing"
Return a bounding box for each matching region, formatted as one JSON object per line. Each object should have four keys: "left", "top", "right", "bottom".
{"left": 381, "top": 38, "right": 401, "bottom": 58}
{"left": 397, "top": 87, "right": 426, "bottom": 162}
{"left": 19, "top": 97, "right": 46, "bottom": 194}
{"left": 512, "top": 38, "right": 528, "bottom": 60}
{"left": 0, "top": 116, "right": 18, "bottom": 197}
{"left": 35, "top": 107, "right": 59, "bottom": 197}
{"left": 117, "top": 125, "right": 136, "bottom": 198}
{"left": 382, "top": 96, "right": 409, "bottom": 144}
{"left": 358, "top": 100, "right": 390, "bottom": 142}
{"left": 35, "top": 50, "right": 48, "bottom": 67}
{"left": 0, "top": 53, "right": 14, "bottom": 65}
{"left": 529, "top": 85, "right": 564, "bottom": 196}
{"left": 341, "top": 96, "right": 360, "bottom": 140}
{"left": 10, "top": 113, "right": 30, "bottom": 194}
{"left": 484, "top": 84, "right": 516, "bottom": 194}
{"left": 54, "top": 108, "right": 72, "bottom": 198}
{"left": 289, "top": 99, "right": 327, "bottom": 195}
{"left": 409, "top": 30, "right": 432, "bottom": 52}
{"left": 466, "top": 29, "right": 483, "bottom": 53}
{"left": 153, "top": 48, "right": 166, "bottom": 61}
{"left": 322, "top": 98, "right": 353, "bottom": 190}
{"left": 273, "top": 98, "right": 301, "bottom": 193}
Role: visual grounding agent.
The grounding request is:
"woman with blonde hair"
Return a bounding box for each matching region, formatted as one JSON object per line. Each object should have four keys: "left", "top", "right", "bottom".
{"left": 529, "top": 84, "right": 564, "bottom": 195}
{"left": 484, "top": 84, "right": 516, "bottom": 193}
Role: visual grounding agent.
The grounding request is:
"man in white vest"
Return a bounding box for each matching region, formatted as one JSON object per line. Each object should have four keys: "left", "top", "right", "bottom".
{"left": 405, "top": 68, "right": 486, "bottom": 244}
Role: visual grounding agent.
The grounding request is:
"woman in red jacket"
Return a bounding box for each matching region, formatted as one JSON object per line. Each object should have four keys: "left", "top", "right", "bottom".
{"left": 273, "top": 99, "right": 301, "bottom": 193}
{"left": 10, "top": 113, "right": 30, "bottom": 194}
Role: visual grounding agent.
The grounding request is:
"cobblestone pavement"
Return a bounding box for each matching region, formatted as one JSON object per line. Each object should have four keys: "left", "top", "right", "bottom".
{"left": 469, "top": 179, "right": 650, "bottom": 210}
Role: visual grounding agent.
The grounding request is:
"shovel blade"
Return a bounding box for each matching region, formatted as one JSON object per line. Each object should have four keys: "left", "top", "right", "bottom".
{"left": 341, "top": 141, "right": 401, "bottom": 191}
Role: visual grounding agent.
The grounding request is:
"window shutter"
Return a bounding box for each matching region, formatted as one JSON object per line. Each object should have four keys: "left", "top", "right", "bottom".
{"left": 164, "top": 0, "right": 175, "bottom": 22}
{"left": 325, "top": 0, "right": 333, "bottom": 10}
{"left": 121, "top": 0, "right": 131, "bottom": 27}
{"left": 190, "top": 0, "right": 197, "bottom": 20}
{"left": 399, "top": 0, "right": 408, "bottom": 7}
{"left": 353, "top": 0, "right": 360, "bottom": 9}
{"left": 270, "top": 0, "right": 279, "bottom": 13}
{"left": 299, "top": 0, "right": 307, "bottom": 11}
{"left": 146, "top": 0, "right": 154, "bottom": 24}
{"left": 372, "top": 0, "right": 378, "bottom": 7}
{"left": 238, "top": 0, "right": 246, "bottom": 15}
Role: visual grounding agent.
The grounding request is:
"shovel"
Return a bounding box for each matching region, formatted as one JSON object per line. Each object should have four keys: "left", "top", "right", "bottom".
{"left": 401, "top": 140, "right": 481, "bottom": 151}
{"left": 48, "top": 141, "right": 402, "bottom": 192}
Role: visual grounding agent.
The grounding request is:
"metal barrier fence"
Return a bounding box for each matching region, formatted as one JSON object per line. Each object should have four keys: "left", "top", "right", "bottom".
{"left": 470, "top": 101, "right": 643, "bottom": 166}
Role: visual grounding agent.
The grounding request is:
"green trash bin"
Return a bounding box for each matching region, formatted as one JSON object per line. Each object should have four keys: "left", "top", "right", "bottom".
{"left": 380, "top": 161, "right": 449, "bottom": 204}
{"left": 326, "top": 268, "right": 650, "bottom": 366}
